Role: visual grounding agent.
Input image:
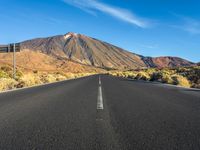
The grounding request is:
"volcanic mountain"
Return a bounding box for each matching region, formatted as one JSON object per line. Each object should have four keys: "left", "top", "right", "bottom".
{"left": 19, "top": 32, "right": 194, "bottom": 69}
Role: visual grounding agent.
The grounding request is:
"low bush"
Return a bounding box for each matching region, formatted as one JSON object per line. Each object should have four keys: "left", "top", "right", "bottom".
{"left": 135, "top": 72, "right": 150, "bottom": 81}
{"left": 172, "top": 75, "right": 191, "bottom": 88}
{"left": 19, "top": 74, "right": 42, "bottom": 87}
{"left": 0, "top": 78, "right": 18, "bottom": 91}
{"left": 0, "top": 65, "right": 96, "bottom": 91}
{"left": 150, "top": 72, "right": 163, "bottom": 81}
{"left": 108, "top": 66, "right": 199, "bottom": 88}
{"left": 124, "top": 72, "right": 137, "bottom": 79}
{"left": 65, "top": 73, "right": 76, "bottom": 79}
{"left": 0, "top": 70, "right": 9, "bottom": 78}
{"left": 161, "top": 74, "right": 174, "bottom": 84}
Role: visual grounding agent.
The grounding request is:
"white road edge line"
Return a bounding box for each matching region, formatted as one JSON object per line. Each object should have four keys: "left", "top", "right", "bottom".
{"left": 99, "top": 76, "right": 101, "bottom": 85}
{"left": 97, "top": 76, "right": 104, "bottom": 110}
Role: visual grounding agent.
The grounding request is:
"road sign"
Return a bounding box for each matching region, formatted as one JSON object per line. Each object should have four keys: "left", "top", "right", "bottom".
{"left": 0, "top": 45, "right": 8, "bottom": 53}
{"left": 10, "top": 43, "right": 20, "bottom": 52}
{"left": 0, "top": 43, "right": 21, "bottom": 79}
{"left": 0, "top": 43, "right": 20, "bottom": 53}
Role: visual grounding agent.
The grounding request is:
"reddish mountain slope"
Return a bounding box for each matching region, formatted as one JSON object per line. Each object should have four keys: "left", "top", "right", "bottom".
{"left": 142, "top": 57, "right": 194, "bottom": 68}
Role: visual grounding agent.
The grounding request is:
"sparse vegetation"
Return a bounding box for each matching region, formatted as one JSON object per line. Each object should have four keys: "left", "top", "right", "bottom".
{"left": 109, "top": 66, "right": 200, "bottom": 88}
{"left": 0, "top": 78, "right": 18, "bottom": 91}
{"left": 0, "top": 66, "right": 96, "bottom": 92}
{"left": 1, "top": 64, "right": 199, "bottom": 91}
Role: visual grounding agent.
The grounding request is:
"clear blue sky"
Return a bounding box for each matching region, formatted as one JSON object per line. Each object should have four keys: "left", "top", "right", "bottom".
{"left": 0, "top": 0, "right": 199, "bottom": 62}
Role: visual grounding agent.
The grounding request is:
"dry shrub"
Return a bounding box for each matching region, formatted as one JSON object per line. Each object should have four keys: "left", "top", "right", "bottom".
{"left": 0, "top": 70, "right": 9, "bottom": 78}
{"left": 161, "top": 74, "right": 174, "bottom": 84}
{"left": 123, "top": 72, "right": 137, "bottom": 79}
{"left": 41, "top": 74, "right": 57, "bottom": 83}
{"left": 145, "top": 68, "right": 158, "bottom": 75}
{"left": 108, "top": 67, "right": 199, "bottom": 89}
{"left": 110, "top": 72, "right": 122, "bottom": 77}
{"left": 172, "top": 75, "right": 191, "bottom": 88}
{"left": 108, "top": 72, "right": 117, "bottom": 76}
{"left": 65, "top": 73, "right": 76, "bottom": 79}
{"left": 150, "top": 71, "right": 174, "bottom": 84}
{"left": 16, "top": 70, "right": 23, "bottom": 79}
{"left": 19, "top": 74, "right": 42, "bottom": 87}
{"left": 74, "top": 73, "right": 95, "bottom": 78}
{"left": 0, "top": 78, "right": 18, "bottom": 91}
{"left": 0, "top": 69, "right": 96, "bottom": 91}
{"left": 135, "top": 72, "right": 150, "bottom": 80}
{"left": 55, "top": 74, "right": 67, "bottom": 81}
{"left": 150, "top": 72, "right": 163, "bottom": 81}
{"left": 108, "top": 71, "right": 137, "bottom": 79}
{"left": 0, "top": 66, "right": 23, "bottom": 79}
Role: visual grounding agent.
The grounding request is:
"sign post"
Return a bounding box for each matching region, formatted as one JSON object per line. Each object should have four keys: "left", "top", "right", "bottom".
{"left": 13, "top": 43, "right": 16, "bottom": 79}
{"left": 0, "top": 43, "right": 20, "bottom": 79}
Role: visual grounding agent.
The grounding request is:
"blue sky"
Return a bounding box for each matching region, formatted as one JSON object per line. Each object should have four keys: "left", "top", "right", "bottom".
{"left": 0, "top": 0, "right": 199, "bottom": 62}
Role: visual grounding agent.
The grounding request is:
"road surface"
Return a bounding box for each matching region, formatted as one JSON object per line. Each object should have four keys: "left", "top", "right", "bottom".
{"left": 0, "top": 75, "right": 200, "bottom": 150}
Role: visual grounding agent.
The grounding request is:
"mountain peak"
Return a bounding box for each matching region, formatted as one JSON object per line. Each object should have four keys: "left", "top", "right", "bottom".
{"left": 64, "top": 32, "right": 80, "bottom": 39}
{"left": 64, "top": 32, "right": 79, "bottom": 37}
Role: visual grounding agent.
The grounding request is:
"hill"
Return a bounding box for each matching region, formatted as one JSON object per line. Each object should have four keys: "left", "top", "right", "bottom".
{"left": 0, "top": 50, "right": 104, "bottom": 73}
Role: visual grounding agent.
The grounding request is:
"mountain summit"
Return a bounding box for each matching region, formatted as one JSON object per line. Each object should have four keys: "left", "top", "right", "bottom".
{"left": 21, "top": 32, "right": 194, "bottom": 69}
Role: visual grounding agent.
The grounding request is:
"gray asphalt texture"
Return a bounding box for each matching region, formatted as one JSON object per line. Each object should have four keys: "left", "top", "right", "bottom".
{"left": 0, "top": 75, "right": 200, "bottom": 150}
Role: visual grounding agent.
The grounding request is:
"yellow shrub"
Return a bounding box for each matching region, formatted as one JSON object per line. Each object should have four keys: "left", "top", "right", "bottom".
{"left": 55, "top": 74, "right": 67, "bottom": 81}
{"left": 74, "top": 73, "right": 95, "bottom": 78}
{"left": 135, "top": 71, "right": 151, "bottom": 80}
{"left": 65, "top": 73, "right": 76, "bottom": 79}
{"left": 123, "top": 71, "right": 137, "bottom": 78}
{"left": 145, "top": 68, "right": 158, "bottom": 75}
{"left": 161, "top": 74, "right": 174, "bottom": 84}
{"left": 108, "top": 71, "right": 137, "bottom": 79}
{"left": 19, "top": 74, "right": 42, "bottom": 87}
{"left": 0, "top": 70, "right": 9, "bottom": 78}
{"left": 0, "top": 78, "right": 18, "bottom": 91}
{"left": 42, "top": 74, "right": 57, "bottom": 83}
{"left": 172, "top": 75, "right": 191, "bottom": 88}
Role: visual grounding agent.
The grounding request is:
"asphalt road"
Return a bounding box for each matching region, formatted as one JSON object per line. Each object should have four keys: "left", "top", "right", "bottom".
{"left": 0, "top": 75, "right": 200, "bottom": 150}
